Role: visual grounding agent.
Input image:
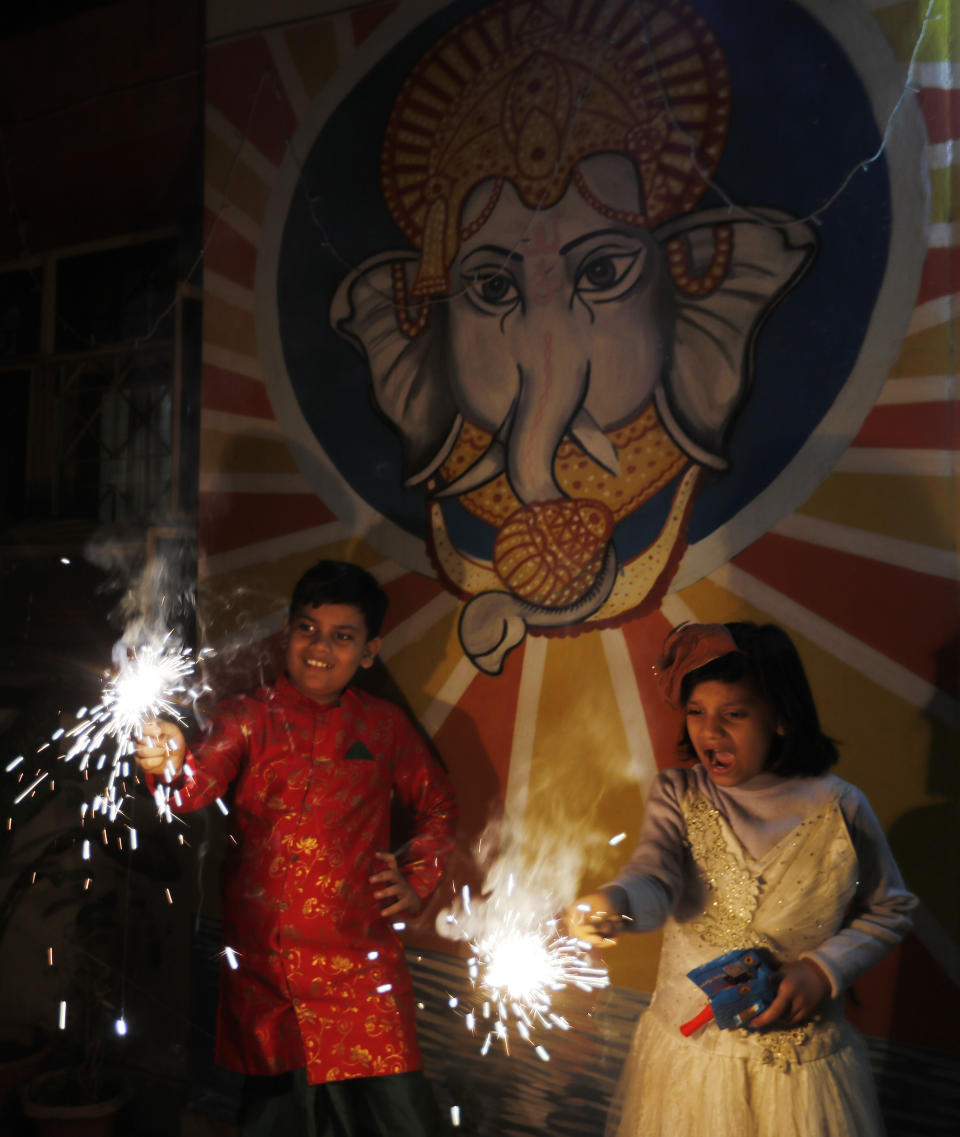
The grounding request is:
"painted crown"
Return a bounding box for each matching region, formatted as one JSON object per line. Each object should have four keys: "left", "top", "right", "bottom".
{"left": 382, "top": 0, "right": 731, "bottom": 297}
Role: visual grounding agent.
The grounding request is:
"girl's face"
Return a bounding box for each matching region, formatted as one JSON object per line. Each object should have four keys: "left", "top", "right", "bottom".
{"left": 683, "top": 679, "right": 783, "bottom": 787}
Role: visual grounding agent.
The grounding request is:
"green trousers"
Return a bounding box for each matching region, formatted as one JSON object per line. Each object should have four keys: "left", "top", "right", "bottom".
{"left": 239, "top": 1068, "right": 443, "bottom": 1137}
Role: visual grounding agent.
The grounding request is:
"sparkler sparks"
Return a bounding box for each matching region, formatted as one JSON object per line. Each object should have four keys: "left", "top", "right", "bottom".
{"left": 4, "top": 630, "right": 210, "bottom": 1038}
{"left": 444, "top": 882, "right": 609, "bottom": 1060}
{"left": 66, "top": 637, "right": 206, "bottom": 762}
{"left": 7, "top": 636, "right": 213, "bottom": 831}
{"left": 1, "top": 545, "right": 211, "bottom": 1065}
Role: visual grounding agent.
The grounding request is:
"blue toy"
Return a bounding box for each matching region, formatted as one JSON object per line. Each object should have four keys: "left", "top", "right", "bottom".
{"left": 679, "top": 948, "right": 777, "bottom": 1036}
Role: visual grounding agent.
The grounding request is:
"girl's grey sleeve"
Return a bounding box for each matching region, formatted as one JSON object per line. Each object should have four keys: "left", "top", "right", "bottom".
{"left": 801, "top": 784, "right": 917, "bottom": 996}
{"left": 608, "top": 769, "right": 688, "bottom": 933}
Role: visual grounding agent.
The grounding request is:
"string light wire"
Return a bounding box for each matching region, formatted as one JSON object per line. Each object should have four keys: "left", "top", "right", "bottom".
{"left": 0, "top": 1, "right": 936, "bottom": 355}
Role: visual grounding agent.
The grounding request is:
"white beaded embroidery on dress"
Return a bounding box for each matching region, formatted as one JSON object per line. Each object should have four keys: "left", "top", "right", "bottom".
{"left": 609, "top": 772, "right": 887, "bottom": 1137}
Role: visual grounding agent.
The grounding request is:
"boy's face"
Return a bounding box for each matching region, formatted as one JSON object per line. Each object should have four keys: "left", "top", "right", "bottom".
{"left": 284, "top": 603, "right": 380, "bottom": 705}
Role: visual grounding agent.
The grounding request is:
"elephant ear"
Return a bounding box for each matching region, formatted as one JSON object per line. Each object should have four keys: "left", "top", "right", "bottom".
{"left": 331, "top": 253, "right": 460, "bottom": 485}
{"left": 654, "top": 207, "right": 818, "bottom": 469}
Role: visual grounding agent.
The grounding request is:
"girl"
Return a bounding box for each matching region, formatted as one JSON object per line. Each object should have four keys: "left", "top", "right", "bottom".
{"left": 569, "top": 622, "right": 916, "bottom": 1137}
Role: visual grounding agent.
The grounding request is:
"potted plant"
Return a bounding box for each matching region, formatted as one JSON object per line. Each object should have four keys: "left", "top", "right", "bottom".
{"left": 0, "top": 1020, "right": 51, "bottom": 1120}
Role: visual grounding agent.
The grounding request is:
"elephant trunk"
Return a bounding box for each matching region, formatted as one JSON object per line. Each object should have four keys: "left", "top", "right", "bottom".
{"left": 459, "top": 545, "right": 619, "bottom": 675}
{"left": 506, "top": 330, "right": 588, "bottom": 504}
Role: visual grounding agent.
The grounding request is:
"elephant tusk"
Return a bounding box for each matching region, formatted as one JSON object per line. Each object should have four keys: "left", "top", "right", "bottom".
{"left": 434, "top": 403, "right": 517, "bottom": 498}
{"left": 568, "top": 407, "right": 620, "bottom": 477}
{"left": 433, "top": 437, "right": 506, "bottom": 498}
{"left": 436, "top": 405, "right": 619, "bottom": 499}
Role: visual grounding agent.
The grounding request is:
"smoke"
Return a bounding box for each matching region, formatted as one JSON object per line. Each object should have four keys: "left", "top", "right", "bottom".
{"left": 84, "top": 530, "right": 290, "bottom": 712}
{"left": 436, "top": 701, "right": 643, "bottom": 945}
{"left": 85, "top": 533, "right": 197, "bottom": 663}
{"left": 436, "top": 811, "right": 613, "bottom": 944}
{"left": 81, "top": 531, "right": 214, "bottom": 727}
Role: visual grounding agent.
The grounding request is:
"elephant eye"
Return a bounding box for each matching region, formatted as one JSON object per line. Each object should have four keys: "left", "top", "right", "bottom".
{"left": 463, "top": 267, "right": 521, "bottom": 313}
{"left": 575, "top": 247, "right": 647, "bottom": 301}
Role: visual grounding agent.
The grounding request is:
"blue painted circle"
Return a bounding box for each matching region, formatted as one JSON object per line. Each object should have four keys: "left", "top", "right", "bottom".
{"left": 275, "top": 0, "right": 889, "bottom": 564}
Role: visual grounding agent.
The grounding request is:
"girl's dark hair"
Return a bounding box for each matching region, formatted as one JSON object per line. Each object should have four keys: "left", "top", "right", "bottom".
{"left": 289, "top": 561, "right": 388, "bottom": 638}
{"left": 678, "top": 622, "right": 838, "bottom": 776}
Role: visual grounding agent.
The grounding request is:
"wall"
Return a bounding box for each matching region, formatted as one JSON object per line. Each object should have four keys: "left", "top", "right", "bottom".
{"left": 0, "top": 0, "right": 201, "bottom": 259}
{"left": 198, "top": 0, "right": 958, "bottom": 1069}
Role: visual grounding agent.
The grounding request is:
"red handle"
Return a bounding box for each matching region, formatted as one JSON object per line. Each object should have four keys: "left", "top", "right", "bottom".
{"left": 679, "top": 1003, "right": 715, "bottom": 1037}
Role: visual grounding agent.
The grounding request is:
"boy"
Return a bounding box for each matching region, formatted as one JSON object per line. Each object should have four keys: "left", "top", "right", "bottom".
{"left": 135, "top": 561, "right": 457, "bottom": 1136}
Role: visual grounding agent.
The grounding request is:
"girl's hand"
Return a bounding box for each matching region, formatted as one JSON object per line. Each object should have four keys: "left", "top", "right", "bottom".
{"left": 134, "top": 719, "right": 186, "bottom": 778}
{"left": 565, "top": 891, "right": 624, "bottom": 947}
{"left": 751, "top": 959, "right": 830, "bottom": 1029}
{"left": 370, "top": 852, "right": 421, "bottom": 918}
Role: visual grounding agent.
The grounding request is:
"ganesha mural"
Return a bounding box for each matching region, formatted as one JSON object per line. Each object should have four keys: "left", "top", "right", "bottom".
{"left": 258, "top": 0, "right": 921, "bottom": 673}
{"left": 331, "top": 0, "right": 816, "bottom": 672}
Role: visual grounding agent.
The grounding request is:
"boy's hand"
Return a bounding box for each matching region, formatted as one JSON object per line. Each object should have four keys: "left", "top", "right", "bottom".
{"left": 565, "top": 890, "right": 624, "bottom": 947}
{"left": 750, "top": 958, "right": 830, "bottom": 1029}
{"left": 370, "top": 852, "right": 421, "bottom": 919}
{"left": 134, "top": 719, "right": 186, "bottom": 779}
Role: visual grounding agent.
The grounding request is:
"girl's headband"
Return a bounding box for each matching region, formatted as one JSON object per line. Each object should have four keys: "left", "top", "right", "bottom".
{"left": 653, "top": 623, "right": 742, "bottom": 709}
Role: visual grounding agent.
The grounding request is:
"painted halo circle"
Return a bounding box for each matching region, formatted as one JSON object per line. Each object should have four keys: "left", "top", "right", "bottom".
{"left": 255, "top": 0, "right": 927, "bottom": 594}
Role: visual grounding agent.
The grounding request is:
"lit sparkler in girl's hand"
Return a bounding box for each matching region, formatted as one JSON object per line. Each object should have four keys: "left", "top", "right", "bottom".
{"left": 443, "top": 879, "right": 609, "bottom": 1059}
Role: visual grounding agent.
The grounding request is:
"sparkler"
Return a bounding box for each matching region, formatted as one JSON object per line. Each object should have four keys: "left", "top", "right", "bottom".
{"left": 6, "top": 635, "right": 213, "bottom": 826}
{"left": 3, "top": 631, "right": 212, "bottom": 1048}
{"left": 444, "top": 878, "right": 609, "bottom": 1060}
{"left": 65, "top": 637, "right": 208, "bottom": 767}
{"left": 5, "top": 631, "right": 212, "bottom": 971}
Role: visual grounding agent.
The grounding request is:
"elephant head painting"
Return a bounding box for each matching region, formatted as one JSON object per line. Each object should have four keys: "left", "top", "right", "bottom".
{"left": 332, "top": 0, "right": 817, "bottom": 674}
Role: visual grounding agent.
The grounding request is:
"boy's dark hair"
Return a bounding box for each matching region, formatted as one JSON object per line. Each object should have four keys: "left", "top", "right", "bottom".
{"left": 678, "top": 622, "right": 838, "bottom": 776}
{"left": 289, "top": 561, "right": 388, "bottom": 638}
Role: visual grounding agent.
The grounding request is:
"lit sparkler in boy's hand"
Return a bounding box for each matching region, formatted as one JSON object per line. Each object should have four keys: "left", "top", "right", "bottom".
{"left": 8, "top": 635, "right": 210, "bottom": 822}
{"left": 101, "top": 640, "right": 196, "bottom": 741}
{"left": 68, "top": 637, "right": 203, "bottom": 757}
{"left": 443, "top": 881, "right": 609, "bottom": 1060}
{"left": 62, "top": 637, "right": 209, "bottom": 788}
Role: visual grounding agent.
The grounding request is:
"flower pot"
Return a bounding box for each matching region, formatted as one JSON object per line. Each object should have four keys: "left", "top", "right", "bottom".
{"left": 21, "top": 1067, "right": 126, "bottom": 1137}
{"left": 0, "top": 1028, "right": 51, "bottom": 1114}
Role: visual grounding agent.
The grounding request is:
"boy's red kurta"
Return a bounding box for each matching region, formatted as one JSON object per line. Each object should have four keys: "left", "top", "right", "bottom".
{"left": 157, "top": 675, "right": 457, "bottom": 1084}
